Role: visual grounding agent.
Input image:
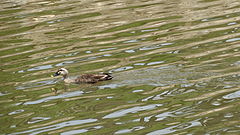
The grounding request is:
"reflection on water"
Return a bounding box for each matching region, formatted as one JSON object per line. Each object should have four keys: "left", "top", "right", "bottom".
{"left": 147, "top": 119, "right": 202, "bottom": 135}
{"left": 103, "top": 104, "right": 162, "bottom": 119}
{"left": 23, "top": 91, "right": 84, "bottom": 105}
{"left": 1, "top": 0, "right": 240, "bottom": 134}
{"left": 10, "top": 118, "right": 98, "bottom": 135}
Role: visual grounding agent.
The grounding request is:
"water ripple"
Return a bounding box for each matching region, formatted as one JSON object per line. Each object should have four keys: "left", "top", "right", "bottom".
{"left": 1, "top": 0, "right": 240, "bottom": 134}
{"left": 23, "top": 91, "right": 84, "bottom": 105}
{"left": 103, "top": 104, "right": 162, "bottom": 119}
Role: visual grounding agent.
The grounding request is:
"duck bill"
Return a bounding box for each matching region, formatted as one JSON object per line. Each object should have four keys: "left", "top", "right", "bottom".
{"left": 53, "top": 72, "right": 60, "bottom": 77}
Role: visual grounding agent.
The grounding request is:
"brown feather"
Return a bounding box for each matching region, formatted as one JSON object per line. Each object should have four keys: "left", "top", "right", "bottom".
{"left": 74, "top": 74, "right": 113, "bottom": 84}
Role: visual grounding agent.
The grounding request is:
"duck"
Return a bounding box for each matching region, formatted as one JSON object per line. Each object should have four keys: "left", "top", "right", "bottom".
{"left": 53, "top": 68, "right": 113, "bottom": 83}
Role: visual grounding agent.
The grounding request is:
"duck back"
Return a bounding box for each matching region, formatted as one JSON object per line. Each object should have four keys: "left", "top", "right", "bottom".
{"left": 74, "top": 73, "right": 113, "bottom": 83}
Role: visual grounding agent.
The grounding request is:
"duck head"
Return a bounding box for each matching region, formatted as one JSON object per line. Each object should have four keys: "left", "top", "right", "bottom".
{"left": 54, "top": 68, "right": 69, "bottom": 78}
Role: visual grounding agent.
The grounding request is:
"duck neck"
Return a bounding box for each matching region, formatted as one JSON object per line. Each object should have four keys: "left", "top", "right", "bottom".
{"left": 63, "top": 74, "right": 68, "bottom": 80}
{"left": 62, "top": 74, "right": 74, "bottom": 83}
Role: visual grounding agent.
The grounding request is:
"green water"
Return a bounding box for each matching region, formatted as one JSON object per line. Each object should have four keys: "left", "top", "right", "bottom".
{"left": 1, "top": 0, "right": 240, "bottom": 134}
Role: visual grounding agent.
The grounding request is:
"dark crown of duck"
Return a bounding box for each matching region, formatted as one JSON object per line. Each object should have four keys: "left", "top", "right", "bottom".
{"left": 53, "top": 68, "right": 113, "bottom": 83}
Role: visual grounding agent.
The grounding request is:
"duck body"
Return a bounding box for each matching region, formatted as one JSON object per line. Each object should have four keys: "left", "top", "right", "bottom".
{"left": 53, "top": 68, "right": 113, "bottom": 84}
{"left": 74, "top": 73, "right": 113, "bottom": 83}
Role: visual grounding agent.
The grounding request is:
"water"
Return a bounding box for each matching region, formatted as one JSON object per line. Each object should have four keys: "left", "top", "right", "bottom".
{"left": 1, "top": 0, "right": 240, "bottom": 134}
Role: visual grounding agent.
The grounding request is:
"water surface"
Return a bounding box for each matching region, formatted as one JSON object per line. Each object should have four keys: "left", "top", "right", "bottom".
{"left": 1, "top": 0, "right": 240, "bottom": 134}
